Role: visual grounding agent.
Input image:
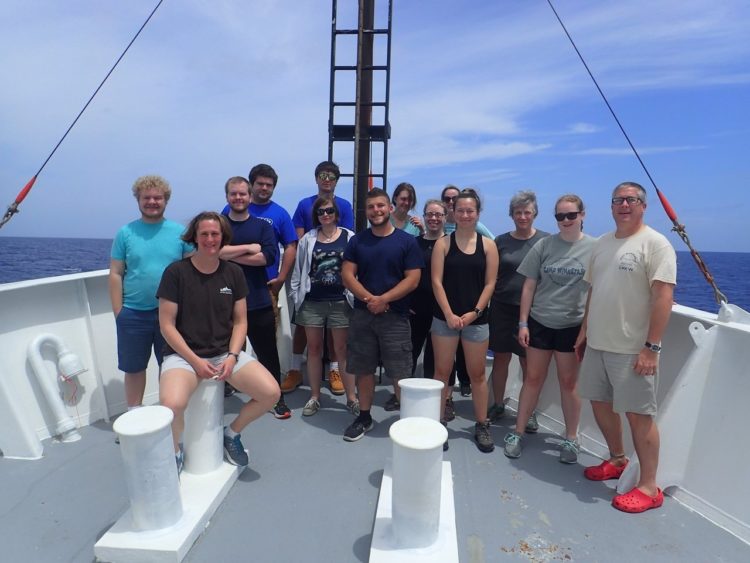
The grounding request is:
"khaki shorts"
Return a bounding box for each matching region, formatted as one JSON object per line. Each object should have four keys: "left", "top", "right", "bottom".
{"left": 578, "top": 347, "right": 657, "bottom": 415}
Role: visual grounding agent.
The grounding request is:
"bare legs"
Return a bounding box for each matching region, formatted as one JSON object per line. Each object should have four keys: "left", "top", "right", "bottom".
{"left": 160, "top": 360, "right": 280, "bottom": 453}
{"left": 432, "top": 333, "right": 489, "bottom": 422}
{"left": 490, "top": 352, "right": 527, "bottom": 407}
{"left": 305, "top": 326, "right": 355, "bottom": 404}
{"left": 124, "top": 370, "right": 147, "bottom": 408}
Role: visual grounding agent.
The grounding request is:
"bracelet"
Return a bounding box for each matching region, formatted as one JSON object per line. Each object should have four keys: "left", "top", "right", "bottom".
{"left": 518, "top": 321, "right": 528, "bottom": 328}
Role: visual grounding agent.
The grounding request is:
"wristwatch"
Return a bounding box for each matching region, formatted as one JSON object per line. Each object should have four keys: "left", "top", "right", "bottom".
{"left": 473, "top": 307, "right": 482, "bottom": 316}
{"left": 644, "top": 341, "right": 662, "bottom": 352}
{"left": 228, "top": 352, "right": 240, "bottom": 361}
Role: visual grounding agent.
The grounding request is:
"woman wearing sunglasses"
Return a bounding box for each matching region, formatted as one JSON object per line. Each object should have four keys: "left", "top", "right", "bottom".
{"left": 503, "top": 195, "right": 596, "bottom": 464}
{"left": 290, "top": 197, "right": 358, "bottom": 417}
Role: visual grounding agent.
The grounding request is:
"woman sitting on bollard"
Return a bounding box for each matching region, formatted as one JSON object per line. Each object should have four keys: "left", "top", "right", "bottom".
{"left": 431, "top": 188, "right": 498, "bottom": 453}
{"left": 289, "top": 197, "right": 358, "bottom": 417}
{"left": 502, "top": 195, "right": 595, "bottom": 463}
{"left": 158, "top": 211, "right": 280, "bottom": 472}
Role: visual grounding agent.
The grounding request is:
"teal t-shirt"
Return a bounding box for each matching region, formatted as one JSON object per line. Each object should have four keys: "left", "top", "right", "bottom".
{"left": 444, "top": 220, "right": 494, "bottom": 239}
{"left": 517, "top": 233, "right": 596, "bottom": 329}
{"left": 111, "top": 219, "right": 193, "bottom": 310}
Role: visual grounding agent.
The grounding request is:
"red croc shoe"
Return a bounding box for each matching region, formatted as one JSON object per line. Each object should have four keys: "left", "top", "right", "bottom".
{"left": 612, "top": 487, "right": 664, "bottom": 513}
{"left": 583, "top": 459, "right": 628, "bottom": 481}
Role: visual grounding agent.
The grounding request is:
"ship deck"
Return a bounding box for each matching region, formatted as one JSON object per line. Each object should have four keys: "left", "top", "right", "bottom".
{"left": 2, "top": 383, "right": 749, "bottom": 563}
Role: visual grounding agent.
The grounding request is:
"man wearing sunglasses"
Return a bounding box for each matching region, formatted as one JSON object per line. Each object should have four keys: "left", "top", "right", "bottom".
{"left": 574, "top": 181, "right": 676, "bottom": 514}
{"left": 282, "top": 162, "right": 356, "bottom": 395}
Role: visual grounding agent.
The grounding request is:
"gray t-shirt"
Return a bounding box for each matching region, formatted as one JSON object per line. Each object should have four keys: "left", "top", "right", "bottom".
{"left": 517, "top": 233, "right": 596, "bottom": 329}
{"left": 492, "top": 230, "right": 549, "bottom": 305}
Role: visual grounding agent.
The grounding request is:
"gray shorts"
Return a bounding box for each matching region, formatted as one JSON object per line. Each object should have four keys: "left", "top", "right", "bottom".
{"left": 431, "top": 317, "right": 489, "bottom": 343}
{"left": 578, "top": 347, "right": 657, "bottom": 415}
{"left": 347, "top": 308, "right": 412, "bottom": 378}
{"left": 295, "top": 299, "right": 351, "bottom": 328}
{"left": 162, "top": 351, "right": 256, "bottom": 377}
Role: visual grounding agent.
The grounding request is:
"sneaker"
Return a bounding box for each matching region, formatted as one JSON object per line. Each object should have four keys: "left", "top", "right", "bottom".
{"left": 280, "top": 369, "right": 303, "bottom": 393}
{"left": 302, "top": 398, "right": 320, "bottom": 416}
{"left": 384, "top": 394, "right": 400, "bottom": 411}
{"left": 559, "top": 438, "right": 580, "bottom": 464}
{"left": 271, "top": 395, "right": 292, "bottom": 419}
{"left": 525, "top": 411, "right": 539, "bottom": 434}
{"left": 328, "top": 368, "right": 345, "bottom": 395}
{"left": 443, "top": 397, "right": 456, "bottom": 422}
{"left": 175, "top": 449, "right": 184, "bottom": 476}
{"left": 503, "top": 431, "right": 523, "bottom": 458}
{"left": 474, "top": 420, "right": 495, "bottom": 453}
{"left": 223, "top": 431, "right": 249, "bottom": 467}
{"left": 346, "top": 399, "right": 361, "bottom": 417}
{"left": 224, "top": 382, "right": 237, "bottom": 398}
{"left": 460, "top": 382, "right": 472, "bottom": 397}
{"left": 487, "top": 402, "right": 505, "bottom": 423}
{"left": 343, "top": 417, "right": 374, "bottom": 442}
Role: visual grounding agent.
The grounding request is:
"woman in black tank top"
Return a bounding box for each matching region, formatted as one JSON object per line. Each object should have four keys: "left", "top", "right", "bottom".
{"left": 431, "top": 189, "right": 499, "bottom": 452}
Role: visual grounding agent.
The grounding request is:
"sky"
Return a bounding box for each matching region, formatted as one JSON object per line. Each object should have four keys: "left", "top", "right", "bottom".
{"left": 0, "top": 0, "right": 748, "bottom": 252}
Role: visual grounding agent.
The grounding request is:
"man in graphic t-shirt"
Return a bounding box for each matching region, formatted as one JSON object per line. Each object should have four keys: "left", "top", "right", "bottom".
{"left": 575, "top": 181, "right": 676, "bottom": 514}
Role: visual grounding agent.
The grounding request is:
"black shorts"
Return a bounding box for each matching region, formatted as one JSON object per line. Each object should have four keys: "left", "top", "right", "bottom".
{"left": 528, "top": 316, "right": 581, "bottom": 353}
{"left": 488, "top": 301, "right": 525, "bottom": 357}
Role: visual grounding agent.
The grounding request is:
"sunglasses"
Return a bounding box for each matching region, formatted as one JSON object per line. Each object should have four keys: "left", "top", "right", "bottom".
{"left": 317, "top": 171, "right": 337, "bottom": 181}
{"left": 611, "top": 196, "right": 642, "bottom": 206}
{"left": 554, "top": 211, "right": 581, "bottom": 222}
{"left": 442, "top": 195, "right": 457, "bottom": 203}
{"left": 316, "top": 207, "right": 336, "bottom": 216}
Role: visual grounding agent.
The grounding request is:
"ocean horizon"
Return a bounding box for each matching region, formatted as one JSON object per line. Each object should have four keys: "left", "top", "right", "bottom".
{"left": 1, "top": 235, "right": 748, "bottom": 314}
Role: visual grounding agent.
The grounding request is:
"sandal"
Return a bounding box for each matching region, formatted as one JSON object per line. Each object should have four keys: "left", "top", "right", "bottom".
{"left": 612, "top": 487, "right": 664, "bottom": 513}
{"left": 583, "top": 459, "right": 628, "bottom": 481}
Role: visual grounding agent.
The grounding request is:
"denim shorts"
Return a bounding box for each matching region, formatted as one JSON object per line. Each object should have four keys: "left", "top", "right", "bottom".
{"left": 295, "top": 299, "right": 351, "bottom": 328}
{"left": 347, "top": 308, "right": 412, "bottom": 378}
{"left": 431, "top": 317, "right": 489, "bottom": 343}
{"left": 115, "top": 306, "right": 165, "bottom": 373}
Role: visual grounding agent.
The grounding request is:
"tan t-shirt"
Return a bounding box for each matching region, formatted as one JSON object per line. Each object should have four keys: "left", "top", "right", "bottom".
{"left": 584, "top": 226, "right": 676, "bottom": 354}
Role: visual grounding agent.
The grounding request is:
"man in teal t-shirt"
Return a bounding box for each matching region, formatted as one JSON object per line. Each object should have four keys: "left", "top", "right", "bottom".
{"left": 109, "top": 175, "right": 193, "bottom": 410}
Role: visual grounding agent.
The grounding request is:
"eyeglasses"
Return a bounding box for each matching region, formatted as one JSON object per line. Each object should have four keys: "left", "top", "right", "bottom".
{"left": 442, "top": 195, "right": 457, "bottom": 203}
{"left": 554, "top": 211, "right": 581, "bottom": 222}
{"left": 424, "top": 212, "right": 445, "bottom": 219}
{"left": 316, "top": 207, "right": 336, "bottom": 216}
{"left": 317, "top": 171, "right": 337, "bottom": 181}
{"left": 611, "top": 196, "right": 642, "bottom": 206}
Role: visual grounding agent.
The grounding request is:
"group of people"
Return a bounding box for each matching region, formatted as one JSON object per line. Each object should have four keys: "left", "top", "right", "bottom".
{"left": 110, "top": 164, "right": 676, "bottom": 514}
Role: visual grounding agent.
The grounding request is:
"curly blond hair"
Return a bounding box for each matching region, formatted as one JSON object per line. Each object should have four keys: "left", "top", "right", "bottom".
{"left": 132, "top": 175, "right": 171, "bottom": 201}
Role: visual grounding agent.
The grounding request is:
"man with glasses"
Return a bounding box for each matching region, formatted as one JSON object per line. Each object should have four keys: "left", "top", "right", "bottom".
{"left": 281, "top": 162, "right": 355, "bottom": 394}
{"left": 574, "top": 181, "right": 676, "bottom": 513}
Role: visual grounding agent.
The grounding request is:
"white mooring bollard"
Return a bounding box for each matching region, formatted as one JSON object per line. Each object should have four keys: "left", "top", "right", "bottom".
{"left": 389, "top": 416, "right": 448, "bottom": 548}
{"left": 183, "top": 379, "right": 224, "bottom": 475}
{"left": 113, "top": 405, "right": 183, "bottom": 531}
{"left": 398, "top": 377, "right": 444, "bottom": 421}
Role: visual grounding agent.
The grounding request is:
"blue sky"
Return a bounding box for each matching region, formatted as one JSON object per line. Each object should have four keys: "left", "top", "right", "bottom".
{"left": 0, "top": 0, "right": 748, "bottom": 252}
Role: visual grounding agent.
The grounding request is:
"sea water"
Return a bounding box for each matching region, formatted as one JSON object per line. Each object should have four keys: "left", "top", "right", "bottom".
{"left": 0, "top": 236, "right": 748, "bottom": 313}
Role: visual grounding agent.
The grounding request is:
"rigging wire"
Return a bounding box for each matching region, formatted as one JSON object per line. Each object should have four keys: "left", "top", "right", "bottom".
{"left": 0, "top": 0, "right": 166, "bottom": 230}
{"left": 545, "top": 0, "right": 727, "bottom": 305}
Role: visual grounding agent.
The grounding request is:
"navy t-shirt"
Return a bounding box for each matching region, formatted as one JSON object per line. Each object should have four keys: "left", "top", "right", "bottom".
{"left": 223, "top": 213, "right": 278, "bottom": 311}
{"left": 343, "top": 228, "right": 424, "bottom": 315}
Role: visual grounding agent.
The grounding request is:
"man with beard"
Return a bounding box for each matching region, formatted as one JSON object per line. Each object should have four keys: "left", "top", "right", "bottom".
{"left": 341, "top": 188, "right": 423, "bottom": 441}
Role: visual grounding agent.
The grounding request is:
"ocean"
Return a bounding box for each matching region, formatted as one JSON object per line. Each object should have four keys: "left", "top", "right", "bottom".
{"left": 0, "top": 236, "right": 748, "bottom": 314}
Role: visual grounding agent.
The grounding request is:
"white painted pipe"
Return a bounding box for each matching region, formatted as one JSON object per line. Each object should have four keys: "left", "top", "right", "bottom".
{"left": 27, "top": 333, "right": 85, "bottom": 442}
{"left": 183, "top": 379, "right": 224, "bottom": 475}
{"left": 389, "top": 417, "right": 447, "bottom": 548}
{"left": 114, "top": 406, "right": 183, "bottom": 531}
{"left": 398, "top": 378, "right": 444, "bottom": 421}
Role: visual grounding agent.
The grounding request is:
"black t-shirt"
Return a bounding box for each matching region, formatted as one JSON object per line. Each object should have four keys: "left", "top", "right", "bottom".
{"left": 157, "top": 258, "right": 249, "bottom": 357}
{"left": 308, "top": 232, "right": 348, "bottom": 301}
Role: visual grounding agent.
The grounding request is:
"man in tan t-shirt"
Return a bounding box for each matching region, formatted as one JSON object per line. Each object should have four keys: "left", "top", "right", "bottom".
{"left": 574, "top": 181, "right": 676, "bottom": 513}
